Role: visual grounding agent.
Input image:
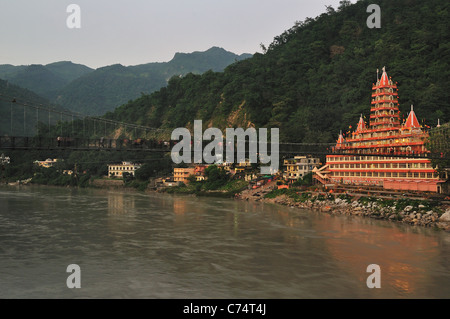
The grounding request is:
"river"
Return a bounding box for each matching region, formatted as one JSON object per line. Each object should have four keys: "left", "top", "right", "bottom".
{"left": 0, "top": 185, "right": 449, "bottom": 299}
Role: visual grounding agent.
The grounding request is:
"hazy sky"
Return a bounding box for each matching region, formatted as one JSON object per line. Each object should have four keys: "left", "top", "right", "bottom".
{"left": 1, "top": 0, "right": 356, "bottom": 69}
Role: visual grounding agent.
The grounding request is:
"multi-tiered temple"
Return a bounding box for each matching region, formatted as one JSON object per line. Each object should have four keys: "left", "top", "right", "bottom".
{"left": 315, "top": 67, "right": 444, "bottom": 193}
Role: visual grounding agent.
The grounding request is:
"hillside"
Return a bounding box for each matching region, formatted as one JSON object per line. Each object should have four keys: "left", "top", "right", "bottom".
{"left": 53, "top": 47, "right": 252, "bottom": 115}
{"left": 105, "top": 0, "right": 450, "bottom": 144}
{"left": 0, "top": 79, "right": 64, "bottom": 136}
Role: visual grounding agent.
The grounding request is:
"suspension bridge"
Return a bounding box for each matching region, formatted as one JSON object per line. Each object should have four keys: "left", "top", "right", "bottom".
{"left": 0, "top": 93, "right": 448, "bottom": 160}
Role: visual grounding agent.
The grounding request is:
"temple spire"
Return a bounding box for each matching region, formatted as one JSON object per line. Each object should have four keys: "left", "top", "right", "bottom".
{"left": 379, "top": 66, "right": 389, "bottom": 86}
{"left": 405, "top": 105, "right": 420, "bottom": 128}
{"left": 356, "top": 114, "right": 366, "bottom": 132}
{"left": 337, "top": 130, "right": 345, "bottom": 144}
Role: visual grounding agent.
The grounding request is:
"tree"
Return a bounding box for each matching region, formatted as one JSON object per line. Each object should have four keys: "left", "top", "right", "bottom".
{"left": 187, "top": 174, "right": 197, "bottom": 184}
{"left": 122, "top": 172, "right": 134, "bottom": 184}
{"left": 426, "top": 123, "right": 450, "bottom": 174}
{"left": 338, "top": 0, "right": 351, "bottom": 11}
{"left": 135, "top": 163, "right": 153, "bottom": 181}
{"left": 204, "top": 165, "right": 229, "bottom": 190}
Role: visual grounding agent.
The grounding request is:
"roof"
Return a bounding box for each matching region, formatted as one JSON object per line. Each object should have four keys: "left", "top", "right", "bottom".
{"left": 336, "top": 130, "right": 345, "bottom": 144}
{"left": 356, "top": 114, "right": 366, "bottom": 132}
{"left": 379, "top": 67, "right": 390, "bottom": 86}
{"left": 404, "top": 105, "right": 420, "bottom": 128}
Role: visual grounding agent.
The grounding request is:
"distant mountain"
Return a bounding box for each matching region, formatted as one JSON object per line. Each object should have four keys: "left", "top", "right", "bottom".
{"left": 53, "top": 47, "right": 252, "bottom": 115}
{"left": 0, "top": 64, "right": 27, "bottom": 78}
{"left": 0, "top": 62, "right": 94, "bottom": 99}
{"left": 149, "top": 47, "right": 253, "bottom": 81}
{"left": 45, "top": 61, "right": 94, "bottom": 83}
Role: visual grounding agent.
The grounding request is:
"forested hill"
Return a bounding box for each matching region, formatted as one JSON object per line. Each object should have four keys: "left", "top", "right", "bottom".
{"left": 105, "top": 0, "right": 449, "bottom": 143}
{"left": 53, "top": 47, "right": 252, "bottom": 116}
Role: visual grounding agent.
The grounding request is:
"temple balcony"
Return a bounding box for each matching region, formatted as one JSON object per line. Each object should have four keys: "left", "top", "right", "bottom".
{"left": 372, "top": 84, "right": 397, "bottom": 90}
{"left": 370, "top": 120, "right": 401, "bottom": 126}
{"left": 371, "top": 92, "right": 398, "bottom": 98}
{"left": 370, "top": 114, "right": 400, "bottom": 119}
{"left": 371, "top": 99, "right": 399, "bottom": 104}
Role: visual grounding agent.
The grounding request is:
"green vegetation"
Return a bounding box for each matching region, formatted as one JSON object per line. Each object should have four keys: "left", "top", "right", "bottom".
{"left": 292, "top": 172, "right": 313, "bottom": 187}
{"left": 0, "top": 149, "right": 172, "bottom": 190}
{"left": 426, "top": 123, "right": 450, "bottom": 172}
{"left": 105, "top": 0, "right": 449, "bottom": 144}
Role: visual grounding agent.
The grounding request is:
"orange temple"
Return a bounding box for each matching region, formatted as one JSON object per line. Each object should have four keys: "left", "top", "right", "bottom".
{"left": 315, "top": 67, "right": 445, "bottom": 193}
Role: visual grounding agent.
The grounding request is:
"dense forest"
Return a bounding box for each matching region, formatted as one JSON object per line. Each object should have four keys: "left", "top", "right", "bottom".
{"left": 105, "top": 0, "right": 450, "bottom": 144}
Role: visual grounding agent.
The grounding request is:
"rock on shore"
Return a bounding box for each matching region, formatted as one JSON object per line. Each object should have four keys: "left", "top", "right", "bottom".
{"left": 254, "top": 193, "right": 450, "bottom": 231}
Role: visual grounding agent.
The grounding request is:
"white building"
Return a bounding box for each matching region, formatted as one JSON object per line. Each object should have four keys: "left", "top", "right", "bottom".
{"left": 283, "top": 156, "right": 321, "bottom": 182}
{"left": 108, "top": 162, "right": 142, "bottom": 178}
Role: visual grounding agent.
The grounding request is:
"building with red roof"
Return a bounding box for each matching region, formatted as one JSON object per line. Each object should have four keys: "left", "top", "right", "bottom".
{"left": 314, "top": 67, "right": 445, "bottom": 193}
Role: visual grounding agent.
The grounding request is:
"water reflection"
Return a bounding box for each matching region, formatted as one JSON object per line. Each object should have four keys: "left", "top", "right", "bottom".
{"left": 108, "top": 191, "right": 135, "bottom": 215}
{"left": 314, "top": 213, "right": 443, "bottom": 297}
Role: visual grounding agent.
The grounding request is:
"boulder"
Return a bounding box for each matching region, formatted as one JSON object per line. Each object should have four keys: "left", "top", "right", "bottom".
{"left": 404, "top": 205, "right": 414, "bottom": 212}
{"left": 439, "top": 212, "right": 450, "bottom": 222}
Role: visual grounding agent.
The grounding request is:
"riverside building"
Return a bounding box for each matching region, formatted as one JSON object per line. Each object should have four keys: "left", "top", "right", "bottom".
{"left": 314, "top": 67, "right": 445, "bottom": 193}
{"left": 108, "top": 162, "right": 142, "bottom": 178}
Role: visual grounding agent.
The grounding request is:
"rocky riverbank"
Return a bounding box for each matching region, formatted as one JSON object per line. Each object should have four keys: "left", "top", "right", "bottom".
{"left": 240, "top": 189, "right": 450, "bottom": 231}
